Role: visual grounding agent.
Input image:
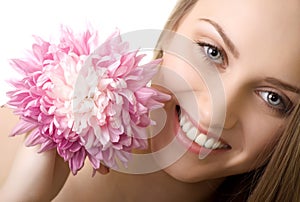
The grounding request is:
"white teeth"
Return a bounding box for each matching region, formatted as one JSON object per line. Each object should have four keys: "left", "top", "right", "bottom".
{"left": 187, "top": 127, "right": 198, "bottom": 141}
{"left": 195, "top": 134, "right": 207, "bottom": 146}
{"left": 179, "top": 113, "right": 229, "bottom": 150}
{"left": 179, "top": 115, "right": 186, "bottom": 126}
{"left": 182, "top": 122, "right": 192, "bottom": 133}
{"left": 212, "top": 142, "right": 221, "bottom": 149}
{"left": 204, "top": 138, "right": 215, "bottom": 149}
{"left": 220, "top": 144, "right": 229, "bottom": 149}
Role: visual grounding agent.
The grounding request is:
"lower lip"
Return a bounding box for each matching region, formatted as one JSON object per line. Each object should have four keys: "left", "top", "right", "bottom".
{"left": 173, "top": 112, "right": 229, "bottom": 156}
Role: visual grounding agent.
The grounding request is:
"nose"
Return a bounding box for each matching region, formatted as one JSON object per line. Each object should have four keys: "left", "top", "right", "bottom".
{"left": 198, "top": 79, "right": 241, "bottom": 131}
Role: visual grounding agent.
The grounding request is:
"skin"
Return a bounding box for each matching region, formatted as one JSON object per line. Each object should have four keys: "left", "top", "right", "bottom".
{"left": 153, "top": 0, "right": 300, "bottom": 183}
{"left": 0, "top": 0, "right": 299, "bottom": 201}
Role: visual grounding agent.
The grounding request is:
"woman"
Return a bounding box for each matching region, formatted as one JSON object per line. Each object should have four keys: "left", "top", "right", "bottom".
{"left": 0, "top": 0, "right": 299, "bottom": 201}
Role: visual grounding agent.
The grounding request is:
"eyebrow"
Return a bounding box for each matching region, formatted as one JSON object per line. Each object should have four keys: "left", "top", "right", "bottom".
{"left": 198, "top": 18, "right": 300, "bottom": 95}
{"left": 199, "top": 18, "right": 240, "bottom": 58}
{"left": 265, "top": 77, "right": 300, "bottom": 94}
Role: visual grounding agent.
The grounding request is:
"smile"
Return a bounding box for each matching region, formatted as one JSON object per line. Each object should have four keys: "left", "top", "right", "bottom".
{"left": 177, "top": 106, "right": 230, "bottom": 150}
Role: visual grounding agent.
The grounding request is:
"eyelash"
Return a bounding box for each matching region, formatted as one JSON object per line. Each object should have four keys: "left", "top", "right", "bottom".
{"left": 256, "top": 90, "right": 293, "bottom": 116}
{"left": 196, "top": 41, "right": 228, "bottom": 69}
{"left": 195, "top": 40, "right": 293, "bottom": 116}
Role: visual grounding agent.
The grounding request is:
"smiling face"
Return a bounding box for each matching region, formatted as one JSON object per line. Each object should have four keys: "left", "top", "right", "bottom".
{"left": 151, "top": 0, "right": 300, "bottom": 182}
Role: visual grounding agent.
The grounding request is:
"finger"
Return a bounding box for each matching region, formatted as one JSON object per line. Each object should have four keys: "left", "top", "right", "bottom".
{"left": 97, "top": 164, "right": 110, "bottom": 175}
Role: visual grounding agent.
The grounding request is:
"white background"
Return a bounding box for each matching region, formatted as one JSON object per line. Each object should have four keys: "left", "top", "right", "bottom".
{"left": 0, "top": 0, "right": 177, "bottom": 105}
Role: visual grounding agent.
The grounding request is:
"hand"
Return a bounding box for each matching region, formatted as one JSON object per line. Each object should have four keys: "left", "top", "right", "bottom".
{"left": 97, "top": 164, "right": 110, "bottom": 175}
{"left": 0, "top": 143, "right": 70, "bottom": 202}
{"left": 0, "top": 107, "right": 110, "bottom": 201}
{"left": 0, "top": 107, "right": 70, "bottom": 201}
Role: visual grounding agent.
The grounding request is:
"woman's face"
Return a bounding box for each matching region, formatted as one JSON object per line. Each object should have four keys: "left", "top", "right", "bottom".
{"left": 151, "top": 0, "right": 300, "bottom": 182}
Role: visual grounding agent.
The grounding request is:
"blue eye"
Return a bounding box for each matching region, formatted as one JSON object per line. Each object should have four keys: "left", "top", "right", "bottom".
{"left": 260, "top": 91, "right": 282, "bottom": 106}
{"left": 265, "top": 92, "right": 281, "bottom": 106}
{"left": 257, "top": 91, "right": 292, "bottom": 115}
{"left": 197, "top": 42, "right": 226, "bottom": 67}
{"left": 203, "top": 45, "right": 223, "bottom": 64}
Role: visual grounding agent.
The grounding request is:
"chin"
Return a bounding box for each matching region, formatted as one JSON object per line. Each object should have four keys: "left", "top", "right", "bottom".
{"left": 164, "top": 167, "right": 204, "bottom": 183}
{"left": 160, "top": 153, "right": 218, "bottom": 183}
{"left": 163, "top": 160, "right": 228, "bottom": 185}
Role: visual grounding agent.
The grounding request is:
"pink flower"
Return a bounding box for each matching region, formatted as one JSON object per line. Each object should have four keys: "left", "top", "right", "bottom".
{"left": 6, "top": 26, "right": 170, "bottom": 174}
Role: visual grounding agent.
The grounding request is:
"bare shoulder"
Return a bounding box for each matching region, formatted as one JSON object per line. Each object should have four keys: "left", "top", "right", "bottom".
{"left": 0, "top": 106, "right": 23, "bottom": 186}
{"left": 53, "top": 162, "right": 105, "bottom": 201}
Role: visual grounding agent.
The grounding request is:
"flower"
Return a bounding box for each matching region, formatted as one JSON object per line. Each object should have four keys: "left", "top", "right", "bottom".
{"left": 6, "top": 26, "right": 170, "bottom": 175}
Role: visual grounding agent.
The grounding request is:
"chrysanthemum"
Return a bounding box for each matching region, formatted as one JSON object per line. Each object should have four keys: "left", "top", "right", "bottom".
{"left": 6, "top": 26, "right": 170, "bottom": 175}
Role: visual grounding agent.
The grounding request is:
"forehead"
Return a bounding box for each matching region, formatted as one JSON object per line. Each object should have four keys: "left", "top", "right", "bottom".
{"left": 179, "top": 0, "right": 300, "bottom": 85}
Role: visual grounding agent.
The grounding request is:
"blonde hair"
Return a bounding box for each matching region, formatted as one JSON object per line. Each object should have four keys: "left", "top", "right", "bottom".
{"left": 249, "top": 102, "right": 300, "bottom": 202}
{"left": 160, "top": 0, "right": 300, "bottom": 201}
{"left": 154, "top": 0, "right": 198, "bottom": 59}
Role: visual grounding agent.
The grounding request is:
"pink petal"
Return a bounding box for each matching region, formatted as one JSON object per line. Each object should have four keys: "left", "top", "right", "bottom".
{"left": 38, "top": 139, "right": 56, "bottom": 153}
{"left": 10, "top": 119, "right": 37, "bottom": 136}
{"left": 25, "top": 128, "right": 46, "bottom": 146}
{"left": 88, "top": 154, "right": 100, "bottom": 170}
{"left": 69, "top": 147, "right": 86, "bottom": 175}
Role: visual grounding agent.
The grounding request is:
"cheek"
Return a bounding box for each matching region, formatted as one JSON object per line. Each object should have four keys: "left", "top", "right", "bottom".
{"left": 160, "top": 53, "right": 212, "bottom": 121}
{"left": 150, "top": 100, "right": 177, "bottom": 151}
{"left": 241, "top": 116, "right": 283, "bottom": 168}
{"left": 161, "top": 53, "right": 208, "bottom": 92}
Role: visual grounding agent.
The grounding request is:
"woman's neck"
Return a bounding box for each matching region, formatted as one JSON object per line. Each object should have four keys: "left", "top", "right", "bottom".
{"left": 99, "top": 169, "right": 223, "bottom": 202}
